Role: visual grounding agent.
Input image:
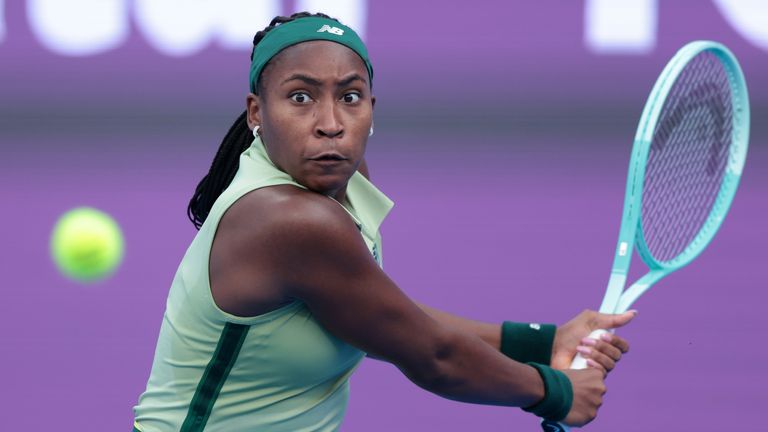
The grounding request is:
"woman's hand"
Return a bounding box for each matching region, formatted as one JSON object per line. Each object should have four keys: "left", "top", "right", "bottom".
{"left": 551, "top": 310, "right": 636, "bottom": 374}
{"left": 560, "top": 368, "right": 606, "bottom": 427}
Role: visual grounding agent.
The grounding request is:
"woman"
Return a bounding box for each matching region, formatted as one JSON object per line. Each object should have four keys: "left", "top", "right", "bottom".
{"left": 133, "top": 12, "right": 635, "bottom": 432}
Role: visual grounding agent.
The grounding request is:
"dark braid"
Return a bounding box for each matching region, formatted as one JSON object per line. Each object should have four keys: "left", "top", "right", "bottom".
{"left": 186, "top": 11, "right": 340, "bottom": 229}
{"left": 186, "top": 111, "right": 251, "bottom": 229}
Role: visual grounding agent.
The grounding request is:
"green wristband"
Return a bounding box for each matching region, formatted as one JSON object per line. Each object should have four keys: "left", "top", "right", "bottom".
{"left": 523, "top": 362, "right": 573, "bottom": 421}
{"left": 500, "top": 321, "right": 556, "bottom": 365}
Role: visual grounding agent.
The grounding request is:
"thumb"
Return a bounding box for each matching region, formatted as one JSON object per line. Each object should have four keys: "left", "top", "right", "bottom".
{"left": 595, "top": 310, "right": 638, "bottom": 330}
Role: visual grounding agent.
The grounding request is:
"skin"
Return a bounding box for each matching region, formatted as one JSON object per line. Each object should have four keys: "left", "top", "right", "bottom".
{"left": 246, "top": 40, "right": 373, "bottom": 202}
{"left": 210, "top": 39, "right": 634, "bottom": 426}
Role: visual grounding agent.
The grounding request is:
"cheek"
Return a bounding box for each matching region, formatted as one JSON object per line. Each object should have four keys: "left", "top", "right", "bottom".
{"left": 341, "top": 109, "right": 373, "bottom": 142}
{"left": 262, "top": 114, "right": 305, "bottom": 163}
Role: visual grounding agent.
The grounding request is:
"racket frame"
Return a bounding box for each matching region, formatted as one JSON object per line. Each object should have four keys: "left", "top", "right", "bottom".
{"left": 542, "top": 40, "right": 750, "bottom": 432}
{"left": 603, "top": 41, "right": 749, "bottom": 316}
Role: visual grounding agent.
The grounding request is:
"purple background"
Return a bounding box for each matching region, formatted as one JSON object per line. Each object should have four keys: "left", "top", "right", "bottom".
{"left": 1, "top": 1, "right": 766, "bottom": 431}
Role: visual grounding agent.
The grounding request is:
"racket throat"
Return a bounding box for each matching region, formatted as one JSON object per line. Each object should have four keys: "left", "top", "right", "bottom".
{"left": 616, "top": 270, "right": 668, "bottom": 313}
{"left": 598, "top": 272, "right": 628, "bottom": 314}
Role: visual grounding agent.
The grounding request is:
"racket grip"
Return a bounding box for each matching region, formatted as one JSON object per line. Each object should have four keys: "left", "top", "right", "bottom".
{"left": 539, "top": 329, "right": 609, "bottom": 432}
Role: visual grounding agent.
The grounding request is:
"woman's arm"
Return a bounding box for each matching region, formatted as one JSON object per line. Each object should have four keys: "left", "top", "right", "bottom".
{"left": 358, "top": 159, "right": 631, "bottom": 373}
{"left": 416, "top": 304, "right": 634, "bottom": 373}
{"left": 416, "top": 303, "right": 501, "bottom": 349}
{"left": 216, "top": 185, "right": 605, "bottom": 426}
{"left": 248, "top": 188, "right": 544, "bottom": 407}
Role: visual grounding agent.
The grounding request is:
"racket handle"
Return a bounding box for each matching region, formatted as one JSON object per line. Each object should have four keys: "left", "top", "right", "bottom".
{"left": 539, "top": 329, "right": 610, "bottom": 432}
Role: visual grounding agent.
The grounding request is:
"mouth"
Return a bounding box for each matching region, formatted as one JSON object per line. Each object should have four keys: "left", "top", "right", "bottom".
{"left": 309, "top": 152, "right": 348, "bottom": 163}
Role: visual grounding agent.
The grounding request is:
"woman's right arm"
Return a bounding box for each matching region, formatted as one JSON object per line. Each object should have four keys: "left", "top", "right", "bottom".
{"left": 224, "top": 186, "right": 605, "bottom": 425}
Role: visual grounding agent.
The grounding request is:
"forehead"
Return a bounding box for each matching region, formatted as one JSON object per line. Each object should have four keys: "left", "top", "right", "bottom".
{"left": 261, "top": 40, "right": 369, "bottom": 85}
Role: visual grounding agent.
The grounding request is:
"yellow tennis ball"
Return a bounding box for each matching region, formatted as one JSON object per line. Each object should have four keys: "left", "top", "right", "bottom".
{"left": 50, "top": 207, "right": 125, "bottom": 283}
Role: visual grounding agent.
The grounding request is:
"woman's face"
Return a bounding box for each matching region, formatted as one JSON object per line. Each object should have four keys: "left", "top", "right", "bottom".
{"left": 247, "top": 40, "right": 375, "bottom": 200}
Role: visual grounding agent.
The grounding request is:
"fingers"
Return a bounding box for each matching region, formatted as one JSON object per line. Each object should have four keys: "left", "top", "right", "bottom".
{"left": 561, "top": 368, "right": 606, "bottom": 427}
{"left": 577, "top": 333, "right": 629, "bottom": 374}
{"left": 579, "top": 348, "right": 614, "bottom": 376}
{"left": 584, "top": 358, "right": 607, "bottom": 378}
{"left": 601, "top": 332, "right": 630, "bottom": 354}
{"left": 583, "top": 336, "right": 624, "bottom": 360}
{"left": 595, "top": 310, "right": 638, "bottom": 330}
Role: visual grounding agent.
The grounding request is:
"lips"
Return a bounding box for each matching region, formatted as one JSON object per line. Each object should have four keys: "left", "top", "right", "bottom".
{"left": 309, "top": 152, "right": 347, "bottom": 162}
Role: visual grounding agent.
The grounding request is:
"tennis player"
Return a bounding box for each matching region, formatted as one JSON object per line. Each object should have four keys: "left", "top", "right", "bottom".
{"left": 132, "top": 12, "right": 635, "bottom": 432}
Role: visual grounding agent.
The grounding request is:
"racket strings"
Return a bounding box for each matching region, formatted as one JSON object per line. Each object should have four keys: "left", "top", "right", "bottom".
{"left": 641, "top": 51, "right": 733, "bottom": 263}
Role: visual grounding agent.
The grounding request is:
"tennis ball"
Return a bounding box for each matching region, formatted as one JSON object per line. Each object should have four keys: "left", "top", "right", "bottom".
{"left": 50, "top": 207, "right": 125, "bottom": 283}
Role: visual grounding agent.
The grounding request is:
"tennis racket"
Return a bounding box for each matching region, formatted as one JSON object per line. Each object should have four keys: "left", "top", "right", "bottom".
{"left": 541, "top": 40, "right": 750, "bottom": 432}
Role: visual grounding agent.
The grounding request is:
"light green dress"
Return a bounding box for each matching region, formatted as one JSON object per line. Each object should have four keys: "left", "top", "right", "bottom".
{"left": 133, "top": 137, "right": 393, "bottom": 432}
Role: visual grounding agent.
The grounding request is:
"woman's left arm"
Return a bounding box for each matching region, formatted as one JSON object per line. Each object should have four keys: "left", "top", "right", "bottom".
{"left": 360, "top": 161, "right": 634, "bottom": 373}
{"left": 416, "top": 303, "right": 501, "bottom": 348}
{"left": 416, "top": 304, "right": 635, "bottom": 374}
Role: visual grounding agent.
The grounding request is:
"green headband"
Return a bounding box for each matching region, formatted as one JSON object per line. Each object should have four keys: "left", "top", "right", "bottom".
{"left": 249, "top": 16, "right": 374, "bottom": 93}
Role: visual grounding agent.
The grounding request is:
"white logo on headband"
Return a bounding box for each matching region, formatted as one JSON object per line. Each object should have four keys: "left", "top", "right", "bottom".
{"left": 317, "top": 25, "right": 345, "bottom": 36}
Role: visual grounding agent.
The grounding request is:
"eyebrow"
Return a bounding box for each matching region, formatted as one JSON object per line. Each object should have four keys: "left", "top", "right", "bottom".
{"left": 338, "top": 73, "right": 368, "bottom": 88}
{"left": 282, "top": 74, "right": 323, "bottom": 87}
{"left": 281, "top": 73, "right": 368, "bottom": 88}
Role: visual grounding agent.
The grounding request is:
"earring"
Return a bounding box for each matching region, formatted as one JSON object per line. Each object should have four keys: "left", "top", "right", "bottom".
{"left": 252, "top": 125, "right": 260, "bottom": 138}
{"left": 369, "top": 124, "right": 374, "bottom": 137}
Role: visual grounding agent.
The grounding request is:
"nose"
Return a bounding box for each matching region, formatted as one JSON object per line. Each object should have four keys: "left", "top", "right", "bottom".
{"left": 315, "top": 100, "right": 344, "bottom": 139}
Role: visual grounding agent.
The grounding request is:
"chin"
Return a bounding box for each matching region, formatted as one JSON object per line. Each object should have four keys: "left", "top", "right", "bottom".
{"left": 303, "top": 175, "right": 350, "bottom": 197}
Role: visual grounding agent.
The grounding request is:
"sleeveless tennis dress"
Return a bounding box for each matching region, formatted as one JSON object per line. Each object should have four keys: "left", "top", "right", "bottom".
{"left": 133, "top": 137, "right": 393, "bottom": 432}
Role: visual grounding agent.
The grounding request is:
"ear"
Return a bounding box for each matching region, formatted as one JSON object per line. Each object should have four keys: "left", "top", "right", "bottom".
{"left": 371, "top": 95, "right": 376, "bottom": 110}
{"left": 246, "top": 93, "right": 263, "bottom": 130}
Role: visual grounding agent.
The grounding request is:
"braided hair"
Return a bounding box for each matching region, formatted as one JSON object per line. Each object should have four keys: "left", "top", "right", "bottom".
{"left": 186, "top": 11, "right": 338, "bottom": 229}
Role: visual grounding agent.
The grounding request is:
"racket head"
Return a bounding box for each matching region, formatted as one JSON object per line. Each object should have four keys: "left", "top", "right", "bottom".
{"left": 630, "top": 41, "right": 749, "bottom": 271}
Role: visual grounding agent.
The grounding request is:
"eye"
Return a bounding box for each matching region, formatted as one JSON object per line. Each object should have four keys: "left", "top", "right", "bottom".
{"left": 290, "top": 92, "right": 313, "bottom": 103}
{"left": 341, "top": 92, "right": 361, "bottom": 104}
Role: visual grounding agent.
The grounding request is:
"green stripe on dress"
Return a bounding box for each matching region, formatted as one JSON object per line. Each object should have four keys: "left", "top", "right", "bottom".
{"left": 180, "top": 323, "right": 250, "bottom": 432}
